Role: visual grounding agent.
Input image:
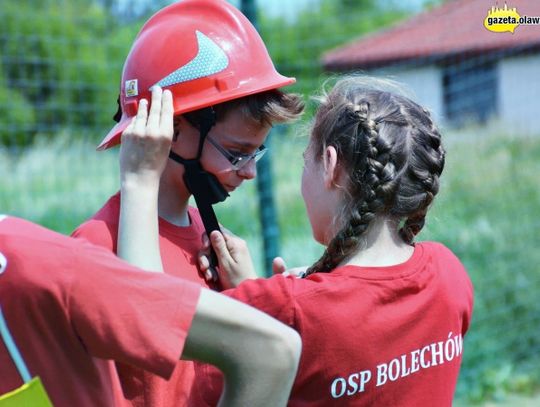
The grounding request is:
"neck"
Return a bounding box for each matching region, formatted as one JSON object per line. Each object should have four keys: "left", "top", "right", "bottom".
{"left": 342, "top": 217, "right": 414, "bottom": 267}
{"left": 158, "top": 176, "right": 192, "bottom": 227}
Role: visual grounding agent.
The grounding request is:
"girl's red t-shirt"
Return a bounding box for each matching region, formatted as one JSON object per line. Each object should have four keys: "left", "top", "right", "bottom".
{"left": 191, "top": 241, "right": 474, "bottom": 406}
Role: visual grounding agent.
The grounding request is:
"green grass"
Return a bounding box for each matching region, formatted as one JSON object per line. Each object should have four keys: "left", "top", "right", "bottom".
{"left": 424, "top": 127, "right": 540, "bottom": 403}
{"left": 0, "top": 133, "right": 118, "bottom": 233}
{"left": 1, "top": 124, "right": 539, "bottom": 403}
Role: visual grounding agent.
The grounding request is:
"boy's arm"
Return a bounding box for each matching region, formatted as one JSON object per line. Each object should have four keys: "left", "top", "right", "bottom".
{"left": 117, "top": 87, "right": 173, "bottom": 272}
{"left": 185, "top": 289, "right": 301, "bottom": 406}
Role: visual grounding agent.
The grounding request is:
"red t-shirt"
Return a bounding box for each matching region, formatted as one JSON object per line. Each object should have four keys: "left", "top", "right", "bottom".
{"left": 191, "top": 241, "right": 474, "bottom": 406}
{"left": 72, "top": 192, "right": 212, "bottom": 406}
{"left": 0, "top": 216, "right": 200, "bottom": 407}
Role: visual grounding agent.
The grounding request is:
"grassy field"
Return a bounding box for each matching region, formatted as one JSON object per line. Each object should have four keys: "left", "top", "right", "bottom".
{"left": 1, "top": 124, "right": 539, "bottom": 403}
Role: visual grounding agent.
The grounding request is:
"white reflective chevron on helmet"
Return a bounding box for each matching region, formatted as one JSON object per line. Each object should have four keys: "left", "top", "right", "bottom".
{"left": 154, "top": 31, "right": 229, "bottom": 88}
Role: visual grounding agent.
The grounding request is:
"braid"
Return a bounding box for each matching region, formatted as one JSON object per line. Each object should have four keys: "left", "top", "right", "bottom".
{"left": 308, "top": 212, "right": 363, "bottom": 275}
{"left": 396, "top": 106, "right": 445, "bottom": 243}
{"left": 399, "top": 210, "right": 427, "bottom": 244}
{"left": 307, "top": 101, "right": 397, "bottom": 275}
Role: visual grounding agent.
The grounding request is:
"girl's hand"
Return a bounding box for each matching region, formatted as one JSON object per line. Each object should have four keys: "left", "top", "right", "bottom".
{"left": 119, "top": 86, "right": 174, "bottom": 187}
{"left": 272, "top": 257, "right": 308, "bottom": 278}
{"left": 199, "top": 230, "right": 257, "bottom": 289}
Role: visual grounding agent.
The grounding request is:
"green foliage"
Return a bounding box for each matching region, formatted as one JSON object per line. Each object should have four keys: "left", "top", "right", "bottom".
{"left": 417, "top": 128, "right": 540, "bottom": 403}
{"left": 259, "top": 0, "right": 411, "bottom": 98}
{"left": 0, "top": 133, "right": 118, "bottom": 232}
{"left": 0, "top": 0, "right": 409, "bottom": 147}
{"left": 0, "top": 63, "right": 36, "bottom": 146}
{"left": 0, "top": 0, "right": 130, "bottom": 147}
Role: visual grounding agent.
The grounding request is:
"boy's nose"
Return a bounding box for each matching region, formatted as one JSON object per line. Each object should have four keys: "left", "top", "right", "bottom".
{"left": 237, "top": 159, "right": 257, "bottom": 180}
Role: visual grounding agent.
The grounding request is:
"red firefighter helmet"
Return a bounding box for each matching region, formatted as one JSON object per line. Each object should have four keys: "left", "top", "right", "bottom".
{"left": 98, "top": 0, "right": 295, "bottom": 150}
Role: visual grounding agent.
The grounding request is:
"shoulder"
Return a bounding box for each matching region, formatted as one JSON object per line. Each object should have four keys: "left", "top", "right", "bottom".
{"left": 1, "top": 215, "right": 55, "bottom": 242}
{"left": 0, "top": 216, "right": 107, "bottom": 290}
{"left": 71, "top": 193, "right": 121, "bottom": 251}
{"left": 0, "top": 216, "right": 167, "bottom": 307}
{"left": 72, "top": 219, "right": 117, "bottom": 252}
{"left": 419, "top": 241, "right": 459, "bottom": 258}
{"left": 76, "top": 192, "right": 121, "bottom": 229}
{"left": 418, "top": 240, "right": 474, "bottom": 305}
{"left": 1, "top": 216, "right": 121, "bottom": 266}
{"left": 418, "top": 241, "right": 469, "bottom": 276}
{"left": 0, "top": 216, "right": 76, "bottom": 256}
{"left": 224, "top": 274, "right": 299, "bottom": 325}
{"left": 224, "top": 274, "right": 289, "bottom": 298}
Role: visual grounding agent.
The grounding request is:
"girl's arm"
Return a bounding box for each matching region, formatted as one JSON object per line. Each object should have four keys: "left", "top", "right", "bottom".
{"left": 117, "top": 86, "right": 173, "bottom": 272}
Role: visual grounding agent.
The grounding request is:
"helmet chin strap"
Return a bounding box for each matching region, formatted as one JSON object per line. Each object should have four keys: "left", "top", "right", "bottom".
{"left": 168, "top": 108, "right": 229, "bottom": 287}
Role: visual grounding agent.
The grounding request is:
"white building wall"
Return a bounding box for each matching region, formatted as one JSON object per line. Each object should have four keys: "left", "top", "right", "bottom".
{"left": 372, "top": 66, "right": 444, "bottom": 123}
{"left": 498, "top": 54, "right": 540, "bottom": 134}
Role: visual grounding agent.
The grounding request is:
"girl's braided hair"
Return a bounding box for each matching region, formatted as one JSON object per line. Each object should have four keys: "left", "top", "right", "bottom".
{"left": 306, "top": 77, "right": 445, "bottom": 275}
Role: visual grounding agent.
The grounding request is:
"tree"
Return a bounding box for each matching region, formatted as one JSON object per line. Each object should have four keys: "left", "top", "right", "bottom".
{"left": 0, "top": 0, "right": 130, "bottom": 146}
{"left": 258, "top": 0, "right": 411, "bottom": 99}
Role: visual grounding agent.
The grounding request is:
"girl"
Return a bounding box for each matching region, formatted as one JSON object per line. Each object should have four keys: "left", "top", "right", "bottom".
{"left": 120, "top": 76, "right": 474, "bottom": 406}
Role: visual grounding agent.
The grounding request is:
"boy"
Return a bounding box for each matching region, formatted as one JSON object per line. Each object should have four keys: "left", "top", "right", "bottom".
{"left": 72, "top": 2, "right": 303, "bottom": 404}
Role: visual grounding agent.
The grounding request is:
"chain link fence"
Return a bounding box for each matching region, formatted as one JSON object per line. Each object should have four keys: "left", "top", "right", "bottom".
{"left": 1, "top": 0, "right": 539, "bottom": 403}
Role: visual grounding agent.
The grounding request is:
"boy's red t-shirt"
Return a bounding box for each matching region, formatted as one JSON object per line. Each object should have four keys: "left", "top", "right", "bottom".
{"left": 72, "top": 192, "right": 212, "bottom": 407}
{"left": 0, "top": 216, "right": 200, "bottom": 407}
{"left": 191, "top": 241, "right": 474, "bottom": 406}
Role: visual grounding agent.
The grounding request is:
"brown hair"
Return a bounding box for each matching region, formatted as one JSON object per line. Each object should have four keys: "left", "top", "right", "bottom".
{"left": 180, "top": 89, "right": 304, "bottom": 129}
{"left": 307, "top": 76, "right": 445, "bottom": 275}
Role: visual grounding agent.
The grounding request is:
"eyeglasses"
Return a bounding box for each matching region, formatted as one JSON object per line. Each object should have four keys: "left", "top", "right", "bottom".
{"left": 206, "top": 136, "right": 267, "bottom": 171}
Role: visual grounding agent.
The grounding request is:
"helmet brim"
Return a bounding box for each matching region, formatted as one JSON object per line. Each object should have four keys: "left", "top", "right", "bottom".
{"left": 96, "top": 117, "right": 131, "bottom": 151}
{"left": 97, "top": 74, "right": 296, "bottom": 151}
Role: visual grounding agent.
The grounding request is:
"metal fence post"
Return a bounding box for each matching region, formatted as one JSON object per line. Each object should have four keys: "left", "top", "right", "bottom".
{"left": 241, "top": 0, "right": 280, "bottom": 277}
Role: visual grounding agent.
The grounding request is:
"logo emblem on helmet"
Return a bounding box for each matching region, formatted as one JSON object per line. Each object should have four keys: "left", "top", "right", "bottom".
{"left": 153, "top": 31, "right": 229, "bottom": 89}
{"left": 0, "top": 251, "right": 6, "bottom": 275}
{"left": 125, "top": 80, "right": 139, "bottom": 97}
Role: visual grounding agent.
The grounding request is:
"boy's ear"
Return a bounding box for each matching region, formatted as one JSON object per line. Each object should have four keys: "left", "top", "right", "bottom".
{"left": 171, "top": 115, "right": 184, "bottom": 142}
{"left": 323, "top": 146, "right": 340, "bottom": 189}
{"left": 171, "top": 116, "right": 196, "bottom": 146}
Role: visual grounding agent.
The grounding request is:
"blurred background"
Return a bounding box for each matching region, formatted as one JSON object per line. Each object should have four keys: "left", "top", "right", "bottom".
{"left": 1, "top": 0, "right": 539, "bottom": 404}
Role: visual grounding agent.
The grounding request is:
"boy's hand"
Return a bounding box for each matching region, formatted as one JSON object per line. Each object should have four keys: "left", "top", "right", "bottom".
{"left": 199, "top": 229, "right": 257, "bottom": 289}
{"left": 120, "top": 86, "right": 174, "bottom": 186}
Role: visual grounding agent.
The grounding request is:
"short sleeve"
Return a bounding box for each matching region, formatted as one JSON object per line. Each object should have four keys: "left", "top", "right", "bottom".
{"left": 67, "top": 241, "right": 200, "bottom": 379}
{"left": 71, "top": 219, "right": 117, "bottom": 252}
{"left": 70, "top": 193, "right": 121, "bottom": 252}
{"left": 223, "top": 274, "right": 297, "bottom": 326}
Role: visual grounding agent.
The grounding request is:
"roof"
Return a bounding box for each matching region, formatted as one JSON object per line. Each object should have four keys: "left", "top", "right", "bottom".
{"left": 322, "top": 0, "right": 540, "bottom": 71}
